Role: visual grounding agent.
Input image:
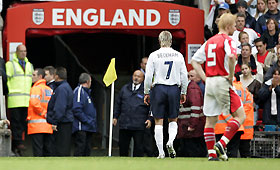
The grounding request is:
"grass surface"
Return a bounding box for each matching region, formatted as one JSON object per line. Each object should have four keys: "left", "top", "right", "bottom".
{"left": 0, "top": 157, "right": 278, "bottom": 170}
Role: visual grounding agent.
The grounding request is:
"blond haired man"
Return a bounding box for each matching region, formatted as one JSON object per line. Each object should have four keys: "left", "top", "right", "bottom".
{"left": 191, "top": 13, "right": 246, "bottom": 161}
{"left": 144, "top": 31, "right": 188, "bottom": 159}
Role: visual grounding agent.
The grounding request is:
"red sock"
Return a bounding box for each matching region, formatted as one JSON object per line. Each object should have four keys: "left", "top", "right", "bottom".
{"left": 204, "top": 128, "right": 217, "bottom": 158}
{"left": 220, "top": 119, "right": 240, "bottom": 148}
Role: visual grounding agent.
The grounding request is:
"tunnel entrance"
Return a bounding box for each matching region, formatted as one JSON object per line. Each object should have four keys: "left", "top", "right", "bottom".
{"left": 25, "top": 31, "right": 182, "bottom": 149}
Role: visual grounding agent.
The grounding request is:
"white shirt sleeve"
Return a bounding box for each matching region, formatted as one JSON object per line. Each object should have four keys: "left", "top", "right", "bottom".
{"left": 191, "top": 41, "right": 207, "bottom": 64}
{"left": 180, "top": 58, "right": 188, "bottom": 94}
{"left": 224, "top": 39, "right": 237, "bottom": 57}
{"left": 0, "top": 0, "right": 2, "bottom": 13}
{"left": 144, "top": 54, "right": 154, "bottom": 94}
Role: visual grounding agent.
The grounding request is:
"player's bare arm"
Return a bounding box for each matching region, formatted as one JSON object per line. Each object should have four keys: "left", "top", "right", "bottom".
{"left": 227, "top": 53, "right": 236, "bottom": 84}
{"left": 180, "top": 94, "right": 186, "bottom": 104}
{"left": 144, "top": 94, "right": 150, "bottom": 105}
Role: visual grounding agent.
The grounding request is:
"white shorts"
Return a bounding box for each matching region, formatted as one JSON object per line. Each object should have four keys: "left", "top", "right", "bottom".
{"left": 203, "top": 77, "right": 242, "bottom": 116}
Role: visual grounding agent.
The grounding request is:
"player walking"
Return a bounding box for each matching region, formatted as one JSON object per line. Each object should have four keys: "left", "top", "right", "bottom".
{"left": 191, "top": 13, "right": 246, "bottom": 161}
{"left": 144, "top": 31, "right": 188, "bottom": 159}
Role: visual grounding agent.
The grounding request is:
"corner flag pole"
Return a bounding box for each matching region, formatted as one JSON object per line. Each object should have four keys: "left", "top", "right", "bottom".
{"left": 102, "top": 58, "right": 117, "bottom": 157}
{"left": 108, "top": 81, "right": 114, "bottom": 157}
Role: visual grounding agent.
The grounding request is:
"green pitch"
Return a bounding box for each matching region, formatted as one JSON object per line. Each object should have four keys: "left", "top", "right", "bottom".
{"left": 0, "top": 157, "right": 278, "bottom": 170}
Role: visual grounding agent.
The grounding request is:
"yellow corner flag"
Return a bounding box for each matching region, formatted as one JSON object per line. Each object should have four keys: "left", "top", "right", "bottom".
{"left": 103, "top": 58, "right": 117, "bottom": 87}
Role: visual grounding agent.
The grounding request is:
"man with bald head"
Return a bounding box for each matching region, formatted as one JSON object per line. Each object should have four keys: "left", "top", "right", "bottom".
{"left": 113, "top": 70, "right": 152, "bottom": 157}
{"left": 188, "top": 69, "right": 205, "bottom": 96}
{"left": 6, "top": 44, "right": 34, "bottom": 155}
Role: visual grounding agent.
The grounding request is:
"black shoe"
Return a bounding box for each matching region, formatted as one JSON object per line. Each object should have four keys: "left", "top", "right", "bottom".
{"left": 166, "top": 144, "right": 176, "bottom": 158}
{"left": 14, "top": 149, "right": 23, "bottom": 156}
{"left": 214, "top": 142, "right": 228, "bottom": 161}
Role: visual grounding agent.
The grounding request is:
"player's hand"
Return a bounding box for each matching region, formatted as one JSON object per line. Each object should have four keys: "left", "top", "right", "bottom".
{"left": 144, "top": 94, "right": 150, "bottom": 105}
{"left": 4, "top": 119, "right": 10, "bottom": 126}
{"left": 113, "top": 118, "right": 118, "bottom": 126}
{"left": 188, "top": 127, "right": 195, "bottom": 131}
{"left": 145, "top": 120, "right": 152, "bottom": 128}
{"left": 180, "top": 94, "right": 186, "bottom": 104}
{"left": 226, "top": 76, "right": 233, "bottom": 85}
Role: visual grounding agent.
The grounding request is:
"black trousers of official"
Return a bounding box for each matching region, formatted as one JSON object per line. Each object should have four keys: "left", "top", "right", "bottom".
{"left": 216, "top": 131, "right": 242, "bottom": 157}
{"left": 30, "top": 133, "right": 54, "bottom": 157}
{"left": 10, "top": 107, "right": 27, "bottom": 149}
{"left": 239, "top": 139, "right": 251, "bottom": 158}
{"left": 119, "top": 129, "right": 144, "bottom": 157}
{"left": 54, "top": 122, "right": 72, "bottom": 156}
{"left": 143, "top": 127, "right": 157, "bottom": 157}
{"left": 177, "top": 136, "right": 207, "bottom": 157}
{"left": 73, "top": 131, "right": 93, "bottom": 156}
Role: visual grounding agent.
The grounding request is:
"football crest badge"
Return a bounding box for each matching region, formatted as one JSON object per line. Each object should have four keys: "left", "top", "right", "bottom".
{"left": 169, "top": 10, "right": 180, "bottom": 26}
{"left": 32, "top": 9, "right": 44, "bottom": 25}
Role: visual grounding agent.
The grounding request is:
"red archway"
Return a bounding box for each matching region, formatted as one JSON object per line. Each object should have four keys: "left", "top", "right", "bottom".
{"left": 3, "top": 0, "right": 204, "bottom": 69}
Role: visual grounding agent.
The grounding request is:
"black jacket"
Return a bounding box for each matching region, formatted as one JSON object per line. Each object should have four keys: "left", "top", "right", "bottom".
{"left": 245, "top": 11, "right": 256, "bottom": 30}
{"left": 261, "top": 30, "right": 279, "bottom": 49}
{"left": 47, "top": 80, "right": 57, "bottom": 90}
{"left": 114, "top": 83, "right": 150, "bottom": 130}
{"left": 47, "top": 80, "right": 74, "bottom": 125}
{"left": 72, "top": 85, "right": 97, "bottom": 133}
{"left": 258, "top": 81, "right": 280, "bottom": 125}
{"left": 256, "top": 10, "right": 280, "bottom": 34}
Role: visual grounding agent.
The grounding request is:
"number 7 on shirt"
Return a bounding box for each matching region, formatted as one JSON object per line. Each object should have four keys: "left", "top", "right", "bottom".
{"left": 164, "top": 61, "right": 173, "bottom": 79}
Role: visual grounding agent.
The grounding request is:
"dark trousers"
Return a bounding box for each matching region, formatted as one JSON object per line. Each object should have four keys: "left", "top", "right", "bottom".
{"left": 239, "top": 139, "right": 251, "bottom": 158}
{"left": 119, "top": 129, "right": 144, "bottom": 157}
{"left": 54, "top": 122, "right": 72, "bottom": 156}
{"left": 73, "top": 131, "right": 93, "bottom": 156}
{"left": 143, "top": 127, "right": 157, "bottom": 157}
{"left": 10, "top": 107, "right": 27, "bottom": 149}
{"left": 177, "top": 136, "right": 207, "bottom": 157}
{"left": 216, "top": 131, "right": 242, "bottom": 157}
{"left": 30, "top": 133, "right": 54, "bottom": 157}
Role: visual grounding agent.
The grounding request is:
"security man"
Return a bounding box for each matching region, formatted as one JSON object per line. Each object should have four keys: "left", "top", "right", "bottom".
{"left": 6, "top": 44, "right": 33, "bottom": 155}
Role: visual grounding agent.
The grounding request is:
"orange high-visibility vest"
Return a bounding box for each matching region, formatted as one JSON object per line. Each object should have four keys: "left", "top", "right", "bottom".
{"left": 215, "top": 81, "right": 253, "bottom": 135}
{"left": 27, "top": 79, "right": 53, "bottom": 135}
{"left": 215, "top": 114, "right": 245, "bottom": 134}
{"left": 240, "top": 85, "right": 254, "bottom": 140}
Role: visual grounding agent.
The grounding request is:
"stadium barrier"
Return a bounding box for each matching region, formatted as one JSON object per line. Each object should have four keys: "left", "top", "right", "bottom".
{"left": 0, "top": 129, "right": 11, "bottom": 156}
{"left": 251, "top": 131, "right": 280, "bottom": 158}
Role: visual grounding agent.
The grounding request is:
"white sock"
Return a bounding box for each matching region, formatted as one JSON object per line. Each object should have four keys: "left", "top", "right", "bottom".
{"left": 221, "top": 136, "right": 230, "bottom": 145}
{"left": 167, "top": 122, "right": 178, "bottom": 146}
{"left": 154, "top": 125, "right": 164, "bottom": 155}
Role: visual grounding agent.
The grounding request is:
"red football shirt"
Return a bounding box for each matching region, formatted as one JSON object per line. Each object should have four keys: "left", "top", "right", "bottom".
{"left": 192, "top": 33, "right": 237, "bottom": 77}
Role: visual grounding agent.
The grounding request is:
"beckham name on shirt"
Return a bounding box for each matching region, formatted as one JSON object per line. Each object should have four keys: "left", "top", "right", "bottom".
{"left": 157, "top": 53, "right": 179, "bottom": 58}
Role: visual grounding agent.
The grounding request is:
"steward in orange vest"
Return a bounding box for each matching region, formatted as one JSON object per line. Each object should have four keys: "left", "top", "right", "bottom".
{"left": 27, "top": 68, "right": 53, "bottom": 156}
{"left": 215, "top": 112, "right": 245, "bottom": 157}
{"left": 237, "top": 81, "right": 254, "bottom": 158}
